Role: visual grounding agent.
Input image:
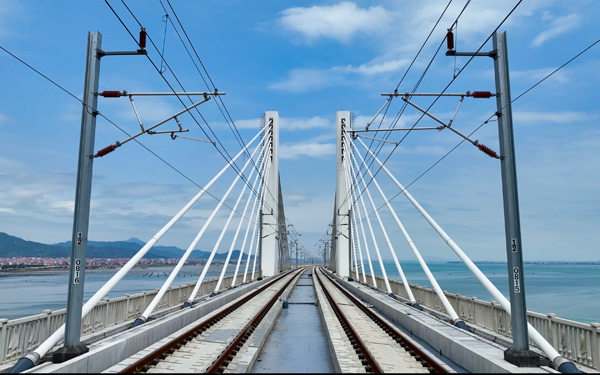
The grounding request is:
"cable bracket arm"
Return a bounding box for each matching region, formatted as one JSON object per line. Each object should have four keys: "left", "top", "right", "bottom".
{"left": 93, "top": 96, "right": 212, "bottom": 158}
{"left": 381, "top": 91, "right": 497, "bottom": 98}
{"left": 400, "top": 96, "right": 501, "bottom": 159}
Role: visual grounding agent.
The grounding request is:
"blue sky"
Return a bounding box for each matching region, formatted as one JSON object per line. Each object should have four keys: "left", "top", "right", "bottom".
{"left": 1, "top": 1, "right": 599, "bottom": 262}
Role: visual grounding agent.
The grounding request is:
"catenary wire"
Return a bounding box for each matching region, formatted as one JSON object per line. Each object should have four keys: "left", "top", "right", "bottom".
{"left": 362, "top": 31, "right": 600, "bottom": 220}
{"left": 155, "top": 0, "right": 300, "bottom": 234}
{"left": 154, "top": 0, "right": 273, "bottom": 213}
{"left": 116, "top": 0, "right": 306, "bottom": 247}
{"left": 337, "top": 0, "right": 468, "bottom": 226}
{"left": 106, "top": 0, "right": 274, "bottom": 215}
{"left": 348, "top": 0, "right": 523, "bottom": 225}
{"left": 0, "top": 40, "right": 259, "bottom": 225}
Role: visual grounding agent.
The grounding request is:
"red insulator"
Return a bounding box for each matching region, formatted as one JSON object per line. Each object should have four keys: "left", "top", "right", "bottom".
{"left": 446, "top": 29, "right": 454, "bottom": 50}
{"left": 100, "top": 91, "right": 122, "bottom": 98}
{"left": 95, "top": 144, "right": 117, "bottom": 158}
{"left": 478, "top": 144, "right": 499, "bottom": 159}
{"left": 139, "top": 28, "right": 147, "bottom": 50}
{"left": 472, "top": 91, "right": 493, "bottom": 99}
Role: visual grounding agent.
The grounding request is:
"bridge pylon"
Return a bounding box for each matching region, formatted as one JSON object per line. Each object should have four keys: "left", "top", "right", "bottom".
{"left": 260, "top": 111, "right": 290, "bottom": 277}
{"left": 331, "top": 111, "right": 352, "bottom": 277}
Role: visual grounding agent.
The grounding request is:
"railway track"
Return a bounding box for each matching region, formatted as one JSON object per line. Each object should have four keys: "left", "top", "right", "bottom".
{"left": 314, "top": 267, "right": 450, "bottom": 373}
{"left": 117, "top": 268, "right": 304, "bottom": 373}
{"left": 111, "top": 266, "right": 448, "bottom": 373}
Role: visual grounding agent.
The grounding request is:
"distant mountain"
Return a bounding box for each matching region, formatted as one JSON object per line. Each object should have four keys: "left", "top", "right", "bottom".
{"left": 0, "top": 232, "right": 68, "bottom": 258}
{"left": 125, "top": 237, "right": 145, "bottom": 246}
{"left": 0, "top": 232, "right": 251, "bottom": 260}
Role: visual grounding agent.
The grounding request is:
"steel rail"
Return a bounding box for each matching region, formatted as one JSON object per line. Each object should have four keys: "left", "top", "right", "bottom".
{"left": 119, "top": 269, "right": 297, "bottom": 373}
{"left": 206, "top": 268, "right": 304, "bottom": 373}
{"left": 315, "top": 268, "right": 383, "bottom": 373}
{"left": 318, "top": 268, "right": 448, "bottom": 374}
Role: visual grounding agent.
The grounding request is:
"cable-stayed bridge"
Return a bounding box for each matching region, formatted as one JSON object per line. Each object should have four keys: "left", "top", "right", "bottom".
{"left": 1, "top": 106, "right": 598, "bottom": 373}
{"left": 1, "top": 19, "right": 599, "bottom": 373}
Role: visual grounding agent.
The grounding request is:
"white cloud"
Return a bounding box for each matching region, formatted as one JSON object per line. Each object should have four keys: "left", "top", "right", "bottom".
{"left": 512, "top": 67, "right": 570, "bottom": 84}
{"left": 0, "top": 113, "right": 9, "bottom": 127}
{"left": 531, "top": 13, "right": 581, "bottom": 47}
{"left": 281, "top": 116, "right": 332, "bottom": 131}
{"left": 269, "top": 68, "right": 344, "bottom": 93}
{"left": 514, "top": 111, "right": 597, "bottom": 124}
{"left": 0, "top": 1, "right": 19, "bottom": 37}
{"left": 223, "top": 116, "right": 332, "bottom": 131}
{"left": 270, "top": 58, "right": 407, "bottom": 93}
{"left": 280, "top": 141, "right": 335, "bottom": 159}
{"left": 278, "top": 2, "right": 393, "bottom": 43}
{"left": 232, "top": 118, "right": 262, "bottom": 130}
{"left": 332, "top": 59, "right": 409, "bottom": 75}
{"left": 0, "top": 155, "right": 28, "bottom": 172}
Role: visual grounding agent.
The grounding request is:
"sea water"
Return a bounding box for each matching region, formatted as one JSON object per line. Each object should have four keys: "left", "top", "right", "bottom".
{"left": 0, "top": 263, "right": 243, "bottom": 320}
{"left": 0, "top": 262, "right": 598, "bottom": 324}
{"left": 359, "top": 261, "right": 600, "bottom": 324}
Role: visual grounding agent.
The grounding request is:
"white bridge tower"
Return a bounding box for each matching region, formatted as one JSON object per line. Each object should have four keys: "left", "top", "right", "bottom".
{"left": 331, "top": 111, "right": 352, "bottom": 277}
{"left": 260, "top": 111, "right": 290, "bottom": 277}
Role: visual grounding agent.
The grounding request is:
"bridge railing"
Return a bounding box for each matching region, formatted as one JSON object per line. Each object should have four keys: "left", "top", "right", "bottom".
{"left": 375, "top": 276, "right": 600, "bottom": 371}
{"left": 0, "top": 276, "right": 235, "bottom": 366}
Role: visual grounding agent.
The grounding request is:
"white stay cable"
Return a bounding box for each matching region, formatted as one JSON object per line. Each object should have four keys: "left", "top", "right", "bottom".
{"left": 352, "top": 139, "right": 463, "bottom": 319}
{"left": 351, "top": 201, "right": 367, "bottom": 283}
{"left": 233, "top": 145, "right": 271, "bottom": 286}
{"left": 342, "top": 147, "right": 366, "bottom": 282}
{"left": 141, "top": 140, "right": 263, "bottom": 318}
{"left": 204, "top": 142, "right": 264, "bottom": 295}
{"left": 348, "top": 156, "right": 377, "bottom": 287}
{"left": 246, "top": 151, "right": 272, "bottom": 282}
{"left": 347, "top": 143, "right": 397, "bottom": 295}
{"left": 358, "top": 138, "right": 564, "bottom": 362}
{"left": 27, "top": 128, "right": 262, "bottom": 363}
{"left": 348, "top": 137, "right": 417, "bottom": 304}
{"left": 340, "top": 149, "right": 359, "bottom": 278}
{"left": 232, "top": 159, "right": 265, "bottom": 286}
{"left": 184, "top": 141, "right": 265, "bottom": 304}
{"left": 214, "top": 150, "right": 266, "bottom": 293}
{"left": 346, "top": 150, "right": 392, "bottom": 293}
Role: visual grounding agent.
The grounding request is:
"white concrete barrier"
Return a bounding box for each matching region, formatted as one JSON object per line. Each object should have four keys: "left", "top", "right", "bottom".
{"left": 376, "top": 276, "right": 600, "bottom": 371}
{"left": 0, "top": 276, "right": 235, "bottom": 366}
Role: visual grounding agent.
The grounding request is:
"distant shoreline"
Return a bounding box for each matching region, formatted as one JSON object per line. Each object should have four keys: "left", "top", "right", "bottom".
{"left": 0, "top": 263, "right": 186, "bottom": 273}
{"left": 2, "top": 260, "right": 599, "bottom": 274}
{"left": 447, "top": 260, "right": 600, "bottom": 265}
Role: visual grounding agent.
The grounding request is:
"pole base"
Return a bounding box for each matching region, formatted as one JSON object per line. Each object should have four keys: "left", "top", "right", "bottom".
{"left": 52, "top": 345, "right": 89, "bottom": 363}
{"left": 504, "top": 348, "right": 540, "bottom": 367}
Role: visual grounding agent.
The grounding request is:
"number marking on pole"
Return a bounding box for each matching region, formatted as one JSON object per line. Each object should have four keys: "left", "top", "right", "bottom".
{"left": 513, "top": 267, "right": 520, "bottom": 293}
{"left": 74, "top": 259, "right": 81, "bottom": 284}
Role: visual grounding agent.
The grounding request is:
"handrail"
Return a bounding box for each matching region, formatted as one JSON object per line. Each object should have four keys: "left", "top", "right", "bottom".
{"left": 0, "top": 276, "right": 235, "bottom": 366}
{"left": 373, "top": 276, "right": 599, "bottom": 371}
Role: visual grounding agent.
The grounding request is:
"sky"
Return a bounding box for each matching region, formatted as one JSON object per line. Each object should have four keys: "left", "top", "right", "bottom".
{"left": 1, "top": 0, "right": 599, "bottom": 263}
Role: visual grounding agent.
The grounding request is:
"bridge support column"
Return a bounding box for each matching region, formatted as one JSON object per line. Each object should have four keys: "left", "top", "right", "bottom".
{"left": 333, "top": 111, "right": 351, "bottom": 277}
{"left": 260, "top": 111, "right": 286, "bottom": 277}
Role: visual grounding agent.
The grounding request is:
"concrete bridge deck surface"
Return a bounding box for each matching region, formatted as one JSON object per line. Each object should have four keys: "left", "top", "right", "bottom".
{"left": 250, "top": 269, "right": 335, "bottom": 373}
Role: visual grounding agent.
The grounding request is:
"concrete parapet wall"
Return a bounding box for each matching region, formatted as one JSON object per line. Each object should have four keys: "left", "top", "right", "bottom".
{"left": 25, "top": 277, "right": 270, "bottom": 373}
{"left": 373, "top": 275, "right": 600, "bottom": 371}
